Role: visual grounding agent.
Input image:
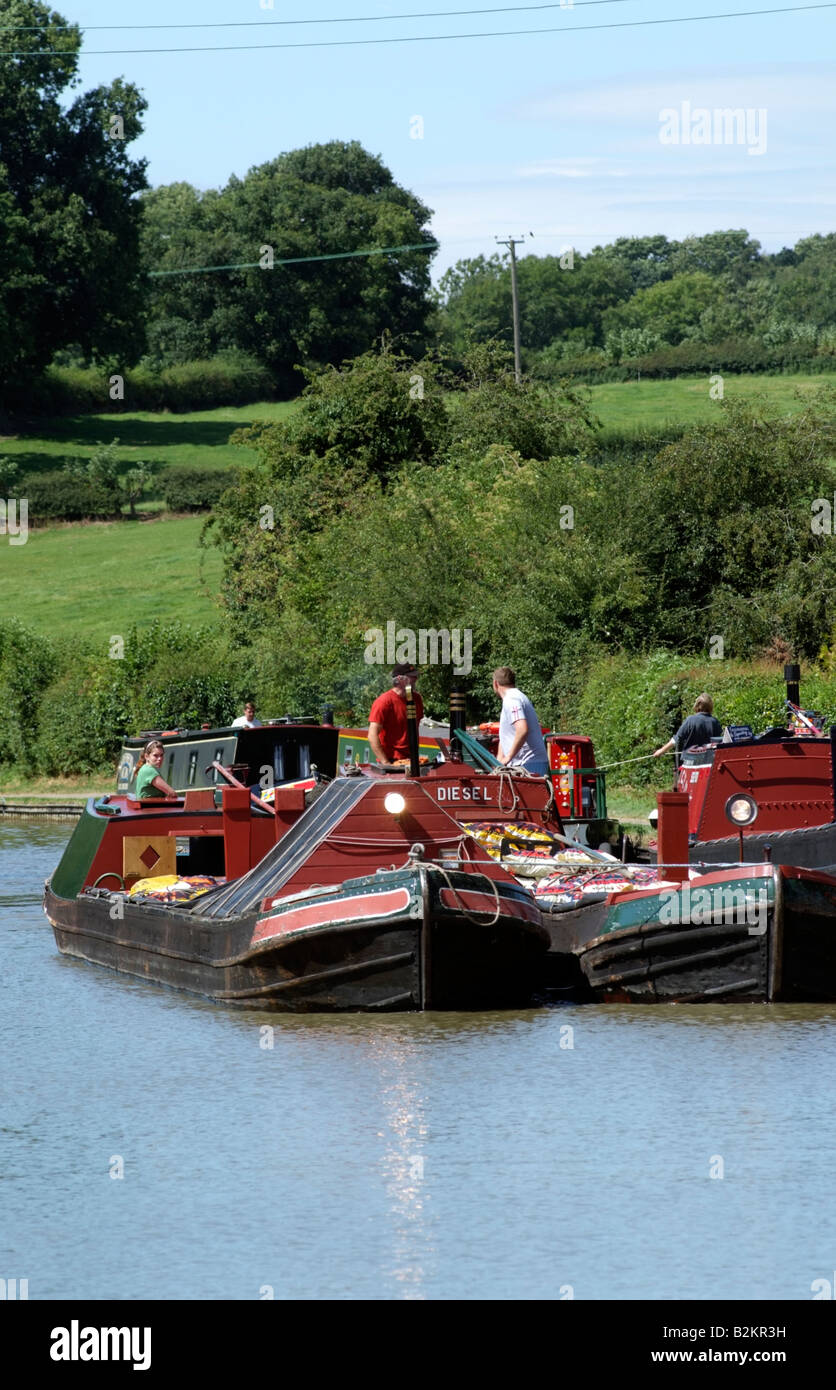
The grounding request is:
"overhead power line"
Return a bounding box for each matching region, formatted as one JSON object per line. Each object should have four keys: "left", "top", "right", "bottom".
{"left": 0, "top": 2, "right": 642, "bottom": 32}
{"left": 148, "top": 241, "right": 439, "bottom": 278}
{"left": 1, "top": 3, "right": 834, "bottom": 54}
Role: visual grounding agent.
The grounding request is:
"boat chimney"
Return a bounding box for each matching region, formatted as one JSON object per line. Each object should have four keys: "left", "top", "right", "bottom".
{"left": 657, "top": 791, "right": 689, "bottom": 884}
{"left": 405, "top": 682, "right": 420, "bottom": 777}
{"left": 448, "top": 684, "right": 466, "bottom": 762}
{"left": 321, "top": 705, "right": 334, "bottom": 726}
{"left": 784, "top": 662, "right": 801, "bottom": 708}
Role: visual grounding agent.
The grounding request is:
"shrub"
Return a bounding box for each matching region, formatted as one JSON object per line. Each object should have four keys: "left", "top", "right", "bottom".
{"left": 0, "top": 621, "right": 56, "bottom": 769}
{"left": 24, "top": 470, "right": 120, "bottom": 523}
{"left": 1, "top": 355, "right": 275, "bottom": 418}
{"left": 159, "top": 466, "right": 232, "bottom": 512}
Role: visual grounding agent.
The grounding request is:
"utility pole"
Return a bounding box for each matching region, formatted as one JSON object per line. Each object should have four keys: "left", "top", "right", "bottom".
{"left": 495, "top": 234, "right": 527, "bottom": 383}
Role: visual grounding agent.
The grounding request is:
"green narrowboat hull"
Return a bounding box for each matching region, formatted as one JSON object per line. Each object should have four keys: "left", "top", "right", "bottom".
{"left": 544, "top": 869, "right": 779, "bottom": 1003}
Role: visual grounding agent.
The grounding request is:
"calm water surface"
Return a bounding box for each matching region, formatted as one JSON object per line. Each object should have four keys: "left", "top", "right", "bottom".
{"left": 3, "top": 822, "right": 836, "bottom": 1300}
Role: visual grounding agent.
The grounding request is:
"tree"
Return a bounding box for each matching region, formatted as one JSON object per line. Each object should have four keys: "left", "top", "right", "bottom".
{"left": 613, "top": 395, "right": 836, "bottom": 655}
{"left": 0, "top": 2, "right": 148, "bottom": 397}
{"left": 602, "top": 271, "right": 723, "bottom": 345}
{"left": 588, "top": 235, "right": 678, "bottom": 293}
{"left": 771, "top": 234, "right": 836, "bottom": 328}
{"left": 668, "top": 230, "right": 762, "bottom": 285}
{"left": 141, "top": 142, "right": 436, "bottom": 390}
{"left": 438, "top": 250, "right": 632, "bottom": 356}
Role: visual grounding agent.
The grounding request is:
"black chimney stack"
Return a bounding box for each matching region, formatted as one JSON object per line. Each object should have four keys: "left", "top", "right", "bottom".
{"left": 784, "top": 662, "right": 801, "bottom": 708}
{"left": 405, "top": 682, "right": 420, "bottom": 777}
{"left": 448, "top": 684, "right": 467, "bottom": 762}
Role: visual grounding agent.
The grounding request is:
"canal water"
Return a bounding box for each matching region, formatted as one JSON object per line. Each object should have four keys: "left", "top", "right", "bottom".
{"left": 3, "top": 822, "right": 836, "bottom": 1301}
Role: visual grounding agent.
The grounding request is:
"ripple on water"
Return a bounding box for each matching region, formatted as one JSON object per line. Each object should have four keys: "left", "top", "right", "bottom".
{"left": 3, "top": 825, "right": 836, "bottom": 1299}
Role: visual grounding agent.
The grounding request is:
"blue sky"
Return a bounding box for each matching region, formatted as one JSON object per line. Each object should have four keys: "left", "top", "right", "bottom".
{"left": 45, "top": 1, "right": 836, "bottom": 276}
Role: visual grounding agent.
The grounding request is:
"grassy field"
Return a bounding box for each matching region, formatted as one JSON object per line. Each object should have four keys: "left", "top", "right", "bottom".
{"left": 2, "top": 373, "right": 833, "bottom": 483}
{"left": 3, "top": 369, "right": 834, "bottom": 647}
{"left": 589, "top": 371, "right": 836, "bottom": 434}
{"left": 0, "top": 514, "right": 224, "bottom": 644}
{"left": 0, "top": 400, "right": 297, "bottom": 480}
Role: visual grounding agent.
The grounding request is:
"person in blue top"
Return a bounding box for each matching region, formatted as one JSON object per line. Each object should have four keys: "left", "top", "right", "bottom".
{"left": 492, "top": 667, "right": 550, "bottom": 777}
{"left": 653, "top": 693, "right": 722, "bottom": 758}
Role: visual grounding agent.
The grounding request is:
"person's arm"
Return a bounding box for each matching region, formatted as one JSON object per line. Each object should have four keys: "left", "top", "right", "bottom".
{"left": 151, "top": 773, "right": 178, "bottom": 797}
{"left": 368, "top": 722, "right": 387, "bottom": 763}
{"left": 498, "top": 718, "right": 528, "bottom": 765}
{"left": 653, "top": 737, "right": 676, "bottom": 757}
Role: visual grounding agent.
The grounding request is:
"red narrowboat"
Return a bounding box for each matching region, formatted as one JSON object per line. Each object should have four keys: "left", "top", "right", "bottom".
{"left": 44, "top": 764, "right": 553, "bottom": 1012}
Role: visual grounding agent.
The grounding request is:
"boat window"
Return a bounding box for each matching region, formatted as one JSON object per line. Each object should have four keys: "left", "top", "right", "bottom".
{"left": 166, "top": 752, "right": 175, "bottom": 782}
{"left": 188, "top": 750, "right": 199, "bottom": 785}
{"left": 299, "top": 743, "right": 311, "bottom": 777}
{"left": 212, "top": 749, "right": 224, "bottom": 783}
{"left": 682, "top": 748, "right": 716, "bottom": 767}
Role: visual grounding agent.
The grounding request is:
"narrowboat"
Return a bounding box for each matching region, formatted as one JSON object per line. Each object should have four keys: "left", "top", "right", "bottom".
{"left": 116, "top": 719, "right": 340, "bottom": 795}
{"left": 543, "top": 791, "right": 836, "bottom": 1003}
{"left": 545, "top": 861, "right": 836, "bottom": 1003}
{"left": 44, "top": 764, "right": 552, "bottom": 1012}
{"left": 116, "top": 712, "right": 623, "bottom": 852}
{"left": 677, "top": 725, "right": 836, "bottom": 868}
{"left": 641, "top": 665, "right": 836, "bottom": 868}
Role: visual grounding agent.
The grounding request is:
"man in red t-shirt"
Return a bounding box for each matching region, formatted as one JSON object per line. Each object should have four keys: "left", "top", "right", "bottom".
{"left": 368, "top": 664, "right": 424, "bottom": 763}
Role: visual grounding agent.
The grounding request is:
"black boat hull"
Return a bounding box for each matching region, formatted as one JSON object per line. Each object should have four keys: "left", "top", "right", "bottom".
{"left": 540, "top": 869, "right": 778, "bottom": 1002}
{"left": 44, "top": 867, "right": 548, "bottom": 1012}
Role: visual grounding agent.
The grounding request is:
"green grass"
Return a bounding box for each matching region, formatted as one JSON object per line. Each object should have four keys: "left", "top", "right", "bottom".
{"left": 3, "top": 374, "right": 834, "bottom": 483}
{"left": 607, "top": 783, "right": 662, "bottom": 824}
{"left": 0, "top": 514, "right": 223, "bottom": 645}
{"left": 3, "top": 370, "right": 834, "bottom": 650}
{"left": 587, "top": 372, "right": 836, "bottom": 435}
{"left": 0, "top": 400, "right": 297, "bottom": 479}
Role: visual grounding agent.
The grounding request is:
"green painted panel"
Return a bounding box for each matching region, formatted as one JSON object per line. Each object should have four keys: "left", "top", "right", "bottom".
{"left": 50, "top": 802, "right": 109, "bottom": 900}
{"left": 603, "top": 874, "right": 775, "bottom": 936}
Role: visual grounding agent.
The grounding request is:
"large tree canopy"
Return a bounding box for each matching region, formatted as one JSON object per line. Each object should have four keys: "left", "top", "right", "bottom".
{"left": 0, "top": 0, "right": 148, "bottom": 391}
{"left": 141, "top": 141, "right": 436, "bottom": 391}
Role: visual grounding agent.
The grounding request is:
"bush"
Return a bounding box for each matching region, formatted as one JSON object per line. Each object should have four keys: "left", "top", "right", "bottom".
{"left": 159, "top": 465, "right": 233, "bottom": 512}
{"left": 0, "top": 621, "right": 56, "bottom": 769}
{"left": 24, "top": 470, "right": 120, "bottom": 523}
{"left": 537, "top": 336, "right": 836, "bottom": 383}
{"left": 1, "top": 355, "right": 275, "bottom": 418}
{"left": 32, "top": 622, "right": 249, "bottom": 776}
{"left": 131, "top": 355, "right": 275, "bottom": 412}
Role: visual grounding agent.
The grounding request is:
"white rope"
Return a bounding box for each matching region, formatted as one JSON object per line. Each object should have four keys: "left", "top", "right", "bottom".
{"left": 429, "top": 862, "right": 503, "bottom": 927}
{"left": 596, "top": 751, "right": 676, "bottom": 771}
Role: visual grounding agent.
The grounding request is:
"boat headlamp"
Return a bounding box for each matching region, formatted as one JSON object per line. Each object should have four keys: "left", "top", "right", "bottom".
{"left": 725, "top": 793, "right": 758, "bottom": 828}
{"left": 384, "top": 792, "right": 406, "bottom": 816}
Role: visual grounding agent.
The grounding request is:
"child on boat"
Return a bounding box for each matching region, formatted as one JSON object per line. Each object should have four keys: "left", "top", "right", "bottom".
{"left": 133, "top": 740, "right": 178, "bottom": 798}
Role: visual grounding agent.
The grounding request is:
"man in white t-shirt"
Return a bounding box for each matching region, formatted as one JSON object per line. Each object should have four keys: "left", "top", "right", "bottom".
{"left": 231, "top": 701, "right": 262, "bottom": 729}
{"left": 491, "top": 667, "right": 549, "bottom": 776}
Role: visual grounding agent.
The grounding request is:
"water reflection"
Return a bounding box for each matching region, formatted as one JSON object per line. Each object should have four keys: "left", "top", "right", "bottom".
{"left": 8, "top": 824, "right": 836, "bottom": 1300}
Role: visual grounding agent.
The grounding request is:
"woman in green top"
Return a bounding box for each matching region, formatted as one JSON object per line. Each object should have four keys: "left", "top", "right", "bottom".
{"left": 134, "top": 740, "right": 178, "bottom": 799}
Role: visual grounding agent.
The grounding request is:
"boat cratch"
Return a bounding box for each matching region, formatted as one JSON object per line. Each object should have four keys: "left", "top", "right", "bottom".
{"left": 44, "top": 767, "right": 551, "bottom": 1011}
